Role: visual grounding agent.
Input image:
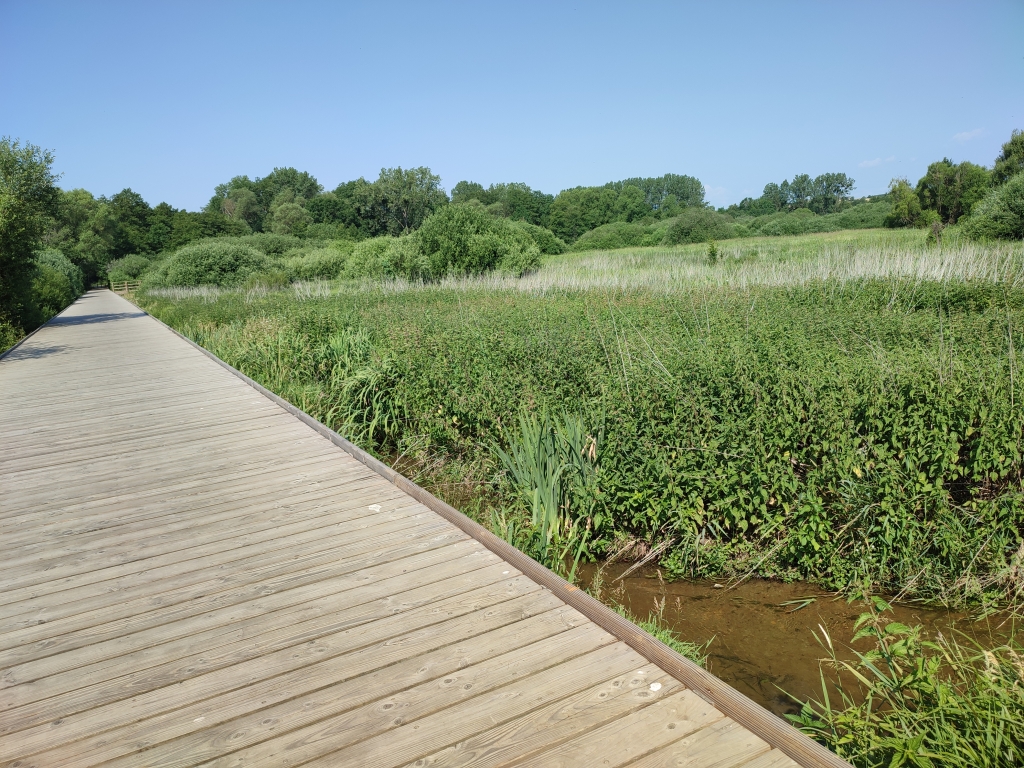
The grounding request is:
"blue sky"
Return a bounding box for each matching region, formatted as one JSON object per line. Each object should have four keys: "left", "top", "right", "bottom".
{"left": 2, "top": 1, "right": 1022, "bottom": 210}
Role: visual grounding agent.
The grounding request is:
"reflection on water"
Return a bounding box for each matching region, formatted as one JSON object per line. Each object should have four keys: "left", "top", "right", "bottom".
{"left": 577, "top": 562, "right": 993, "bottom": 716}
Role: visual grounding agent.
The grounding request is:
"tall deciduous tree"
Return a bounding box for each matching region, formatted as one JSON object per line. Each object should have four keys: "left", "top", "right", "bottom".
{"left": 366, "top": 167, "right": 448, "bottom": 235}
{"left": 0, "top": 138, "right": 60, "bottom": 327}
{"left": 917, "top": 159, "right": 991, "bottom": 224}
{"left": 993, "top": 129, "right": 1024, "bottom": 186}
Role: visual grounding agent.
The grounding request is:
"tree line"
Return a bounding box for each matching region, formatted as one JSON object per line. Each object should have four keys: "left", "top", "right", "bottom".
{"left": 3, "top": 128, "right": 1023, "bottom": 349}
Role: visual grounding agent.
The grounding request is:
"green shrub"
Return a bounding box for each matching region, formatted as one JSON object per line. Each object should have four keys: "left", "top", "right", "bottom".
{"left": 0, "top": 319, "right": 22, "bottom": 353}
{"left": 962, "top": 173, "right": 1024, "bottom": 241}
{"left": 662, "top": 207, "right": 735, "bottom": 244}
{"left": 510, "top": 220, "right": 567, "bottom": 254}
{"left": 304, "top": 222, "right": 357, "bottom": 241}
{"left": 346, "top": 234, "right": 426, "bottom": 280}
{"left": 107, "top": 253, "right": 151, "bottom": 284}
{"left": 163, "top": 241, "right": 273, "bottom": 286}
{"left": 235, "top": 233, "right": 302, "bottom": 255}
{"left": 417, "top": 204, "right": 539, "bottom": 279}
{"left": 35, "top": 250, "right": 84, "bottom": 296}
{"left": 32, "top": 263, "right": 75, "bottom": 318}
{"left": 829, "top": 200, "right": 890, "bottom": 229}
{"left": 571, "top": 221, "right": 656, "bottom": 251}
{"left": 283, "top": 245, "right": 353, "bottom": 281}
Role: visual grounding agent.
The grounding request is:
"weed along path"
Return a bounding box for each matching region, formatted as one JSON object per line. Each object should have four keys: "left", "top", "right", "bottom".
{"left": 0, "top": 289, "right": 847, "bottom": 768}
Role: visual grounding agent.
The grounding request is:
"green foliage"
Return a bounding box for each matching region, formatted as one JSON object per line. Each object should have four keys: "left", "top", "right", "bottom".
{"left": 663, "top": 207, "right": 735, "bottom": 244}
{"left": 0, "top": 137, "right": 60, "bottom": 329}
{"left": 106, "top": 253, "right": 151, "bottom": 283}
{"left": 266, "top": 201, "right": 311, "bottom": 236}
{"left": 161, "top": 240, "right": 272, "bottom": 286}
{"left": 509, "top": 220, "right": 566, "bottom": 254}
{"left": 234, "top": 233, "right": 302, "bottom": 255}
{"left": 729, "top": 173, "right": 855, "bottom": 216}
{"left": 917, "top": 160, "right": 992, "bottom": 225}
{"left": 31, "top": 263, "right": 75, "bottom": 318}
{"left": 0, "top": 319, "right": 22, "bottom": 353}
{"left": 142, "top": 239, "right": 1024, "bottom": 604}
{"left": 361, "top": 167, "right": 448, "bottom": 236}
{"left": 792, "top": 598, "right": 1024, "bottom": 768}
{"left": 609, "top": 174, "right": 706, "bottom": 211}
{"left": 451, "top": 181, "right": 554, "bottom": 226}
{"left": 572, "top": 221, "right": 663, "bottom": 251}
{"left": 961, "top": 173, "right": 1024, "bottom": 241}
{"left": 885, "top": 178, "right": 924, "bottom": 228}
{"left": 36, "top": 249, "right": 83, "bottom": 296}
{"left": 416, "top": 204, "right": 540, "bottom": 279}
{"left": 547, "top": 186, "right": 623, "bottom": 242}
{"left": 282, "top": 243, "right": 354, "bottom": 281}
{"left": 993, "top": 129, "right": 1024, "bottom": 186}
{"left": 611, "top": 604, "right": 709, "bottom": 667}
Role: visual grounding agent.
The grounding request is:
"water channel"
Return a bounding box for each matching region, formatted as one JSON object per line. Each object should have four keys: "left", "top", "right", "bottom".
{"left": 577, "top": 563, "right": 999, "bottom": 717}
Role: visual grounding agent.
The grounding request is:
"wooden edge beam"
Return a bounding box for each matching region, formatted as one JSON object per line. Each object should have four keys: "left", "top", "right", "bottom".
{"left": 132, "top": 290, "right": 851, "bottom": 768}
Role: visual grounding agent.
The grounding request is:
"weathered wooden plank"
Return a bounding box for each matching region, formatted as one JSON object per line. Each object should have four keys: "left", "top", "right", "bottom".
{"left": 512, "top": 690, "right": 725, "bottom": 768}
{"left": 403, "top": 664, "right": 684, "bottom": 768}
{"left": 0, "top": 513, "right": 448, "bottom": 638}
{"left": 1, "top": 528, "right": 475, "bottom": 717}
{"left": 0, "top": 496, "right": 425, "bottom": 614}
{"left": 0, "top": 459, "right": 377, "bottom": 546}
{"left": 1, "top": 575, "right": 546, "bottom": 757}
{"left": 737, "top": 749, "right": 804, "bottom": 768}
{"left": 0, "top": 501, "right": 430, "bottom": 624}
{"left": 0, "top": 538, "right": 488, "bottom": 669}
{"left": 628, "top": 717, "right": 773, "bottom": 768}
{"left": 1, "top": 470, "right": 388, "bottom": 568}
{"left": 65, "top": 609, "right": 596, "bottom": 768}
{"left": 200, "top": 637, "right": 639, "bottom": 768}
{"left": 1, "top": 473, "right": 395, "bottom": 585}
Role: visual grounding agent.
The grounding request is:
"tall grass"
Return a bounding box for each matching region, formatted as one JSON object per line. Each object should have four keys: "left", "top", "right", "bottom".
{"left": 792, "top": 598, "right": 1024, "bottom": 768}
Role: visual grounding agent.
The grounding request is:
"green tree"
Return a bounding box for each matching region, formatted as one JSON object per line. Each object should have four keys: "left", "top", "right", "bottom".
{"left": 107, "top": 188, "right": 153, "bottom": 257}
{"left": 364, "top": 167, "right": 448, "bottom": 236}
{"left": 267, "top": 202, "right": 311, "bottom": 235}
{"left": 884, "top": 177, "right": 924, "bottom": 228}
{"left": 0, "top": 138, "right": 60, "bottom": 328}
{"left": 547, "top": 186, "right": 618, "bottom": 242}
{"left": 451, "top": 181, "right": 488, "bottom": 204}
{"left": 614, "top": 185, "right": 650, "bottom": 222}
{"left": 809, "top": 173, "right": 855, "bottom": 214}
{"left": 961, "top": 172, "right": 1024, "bottom": 240}
{"left": 611, "top": 174, "right": 705, "bottom": 211}
{"left": 916, "top": 159, "right": 991, "bottom": 224}
{"left": 993, "top": 129, "right": 1024, "bottom": 185}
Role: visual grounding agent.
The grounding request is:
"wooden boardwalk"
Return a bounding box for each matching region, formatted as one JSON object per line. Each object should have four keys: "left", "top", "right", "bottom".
{"left": 0, "top": 290, "right": 847, "bottom": 768}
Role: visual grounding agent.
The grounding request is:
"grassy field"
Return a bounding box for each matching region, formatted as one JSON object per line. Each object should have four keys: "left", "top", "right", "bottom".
{"left": 142, "top": 229, "right": 1024, "bottom": 608}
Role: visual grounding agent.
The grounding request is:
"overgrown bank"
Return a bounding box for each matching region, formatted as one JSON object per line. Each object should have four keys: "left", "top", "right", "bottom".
{"left": 141, "top": 239, "right": 1024, "bottom": 609}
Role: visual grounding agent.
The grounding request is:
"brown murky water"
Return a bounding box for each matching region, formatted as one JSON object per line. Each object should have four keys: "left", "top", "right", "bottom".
{"left": 577, "top": 563, "right": 990, "bottom": 717}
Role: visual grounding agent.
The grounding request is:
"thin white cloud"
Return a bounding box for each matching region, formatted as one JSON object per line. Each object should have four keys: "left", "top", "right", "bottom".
{"left": 859, "top": 156, "right": 897, "bottom": 168}
{"left": 954, "top": 128, "right": 983, "bottom": 142}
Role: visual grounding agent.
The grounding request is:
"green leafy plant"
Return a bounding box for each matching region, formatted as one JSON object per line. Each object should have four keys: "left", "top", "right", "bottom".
{"left": 791, "top": 597, "right": 1024, "bottom": 768}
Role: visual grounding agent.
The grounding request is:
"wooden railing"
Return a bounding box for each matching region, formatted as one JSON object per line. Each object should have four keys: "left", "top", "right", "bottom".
{"left": 111, "top": 281, "right": 141, "bottom": 295}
